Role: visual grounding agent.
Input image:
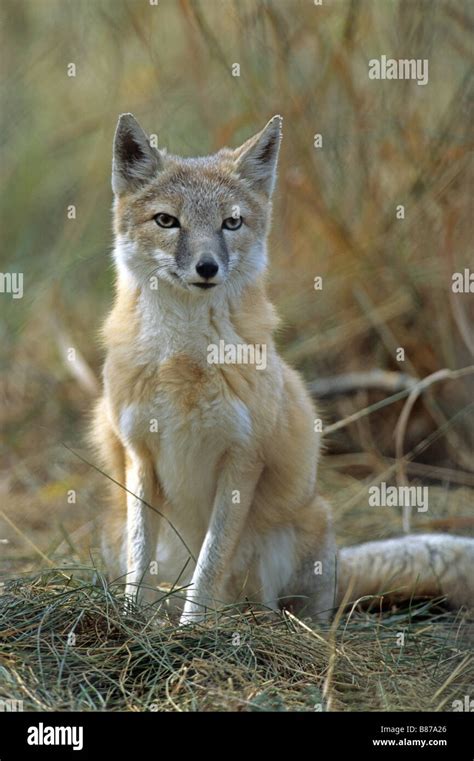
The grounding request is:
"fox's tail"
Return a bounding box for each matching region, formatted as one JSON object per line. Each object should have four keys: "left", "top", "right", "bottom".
{"left": 337, "top": 534, "right": 474, "bottom": 609}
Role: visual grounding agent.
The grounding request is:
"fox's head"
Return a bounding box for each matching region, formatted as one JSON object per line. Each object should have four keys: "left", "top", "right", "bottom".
{"left": 111, "top": 114, "right": 282, "bottom": 295}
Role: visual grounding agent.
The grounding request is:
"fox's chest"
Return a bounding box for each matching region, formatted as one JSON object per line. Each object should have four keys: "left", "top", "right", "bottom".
{"left": 119, "top": 353, "right": 251, "bottom": 438}
{"left": 118, "top": 353, "right": 252, "bottom": 507}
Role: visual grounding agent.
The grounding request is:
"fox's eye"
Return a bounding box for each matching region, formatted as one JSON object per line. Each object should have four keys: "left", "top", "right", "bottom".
{"left": 154, "top": 213, "right": 180, "bottom": 228}
{"left": 222, "top": 216, "right": 243, "bottom": 231}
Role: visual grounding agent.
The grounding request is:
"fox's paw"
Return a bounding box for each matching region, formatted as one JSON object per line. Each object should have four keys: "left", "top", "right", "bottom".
{"left": 179, "top": 599, "right": 208, "bottom": 626}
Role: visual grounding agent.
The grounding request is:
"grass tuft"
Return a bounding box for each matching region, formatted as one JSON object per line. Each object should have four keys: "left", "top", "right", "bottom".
{"left": 1, "top": 568, "right": 472, "bottom": 712}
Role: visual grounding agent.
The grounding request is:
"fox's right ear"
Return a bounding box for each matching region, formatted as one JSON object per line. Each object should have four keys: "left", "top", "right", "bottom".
{"left": 112, "top": 113, "right": 163, "bottom": 195}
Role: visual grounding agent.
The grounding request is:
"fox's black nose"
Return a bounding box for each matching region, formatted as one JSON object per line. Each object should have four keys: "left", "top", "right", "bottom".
{"left": 196, "top": 256, "right": 219, "bottom": 280}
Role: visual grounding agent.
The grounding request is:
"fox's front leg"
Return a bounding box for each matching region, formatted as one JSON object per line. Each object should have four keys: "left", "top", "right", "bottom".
{"left": 180, "top": 455, "right": 263, "bottom": 625}
{"left": 125, "top": 452, "right": 160, "bottom": 603}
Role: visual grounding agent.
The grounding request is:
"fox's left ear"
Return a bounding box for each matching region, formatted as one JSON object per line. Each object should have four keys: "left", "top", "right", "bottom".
{"left": 233, "top": 115, "right": 282, "bottom": 198}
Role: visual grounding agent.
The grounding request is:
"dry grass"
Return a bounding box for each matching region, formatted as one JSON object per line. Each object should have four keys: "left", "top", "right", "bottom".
{"left": 1, "top": 568, "right": 473, "bottom": 712}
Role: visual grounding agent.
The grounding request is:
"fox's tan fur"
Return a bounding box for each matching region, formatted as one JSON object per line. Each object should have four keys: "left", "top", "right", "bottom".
{"left": 91, "top": 114, "right": 474, "bottom": 623}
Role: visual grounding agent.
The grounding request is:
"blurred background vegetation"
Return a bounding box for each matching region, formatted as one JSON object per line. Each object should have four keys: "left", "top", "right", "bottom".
{"left": 1, "top": 0, "right": 473, "bottom": 574}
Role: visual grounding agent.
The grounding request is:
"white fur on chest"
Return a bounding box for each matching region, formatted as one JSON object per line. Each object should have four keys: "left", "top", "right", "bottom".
{"left": 121, "top": 389, "right": 251, "bottom": 495}
{"left": 157, "top": 390, "right": 251, "bottom": 509}
{"left": 118, "top": 285, "right": 253, "bottom": 544}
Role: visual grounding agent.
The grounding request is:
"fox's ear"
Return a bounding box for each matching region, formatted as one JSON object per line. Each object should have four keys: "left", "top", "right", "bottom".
{"left": 112, "top": 113, "right": 163, "bottom": 195}
{"left": 233, "top": 115, "right": 282, "bottom": 198}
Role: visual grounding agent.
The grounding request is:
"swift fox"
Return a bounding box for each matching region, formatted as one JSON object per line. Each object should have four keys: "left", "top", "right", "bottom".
{"left": 91, "top": 113, "right": 474, "bottom": 624}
